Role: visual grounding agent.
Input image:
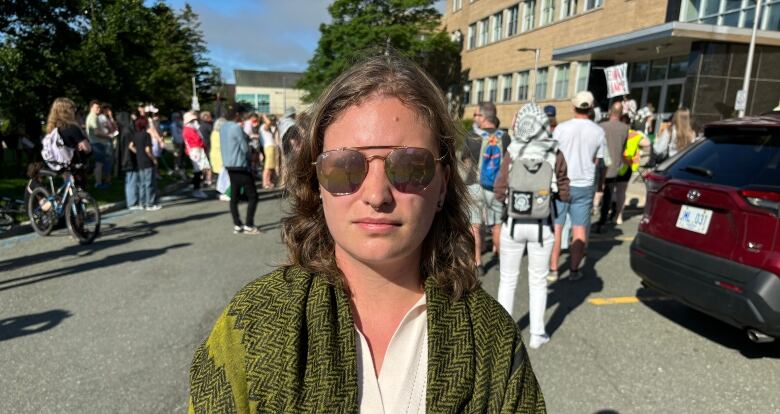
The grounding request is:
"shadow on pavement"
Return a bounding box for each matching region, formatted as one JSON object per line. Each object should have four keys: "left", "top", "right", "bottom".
{"left": 0, "top": 211, "right": 225, "bottom": 275}
{"left": 0, "top": 309, "right": 72, "bottom": 341}
{"left": 638, "top": 287, "right": 780, "bottom": 359}
{"left": 0, "top": 243, "right": 190, "bottom": 292}
{"left": 517, "top": 270, "right": 605, "bottom": 337}
{"left": 516, "top": 232, "right": 622, "bottom": 336}
{"left": 594, "top": 410, "right": 620, "bottom": 414}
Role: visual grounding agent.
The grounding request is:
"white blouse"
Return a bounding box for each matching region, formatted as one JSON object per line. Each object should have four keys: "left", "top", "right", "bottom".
{"left": 356, "top": 294, "right": 428, "bottom": 414}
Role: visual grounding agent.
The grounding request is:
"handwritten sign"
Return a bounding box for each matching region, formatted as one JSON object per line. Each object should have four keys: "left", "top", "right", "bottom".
{"left": 604, "top": 63, "right": 630, "bottom": 98}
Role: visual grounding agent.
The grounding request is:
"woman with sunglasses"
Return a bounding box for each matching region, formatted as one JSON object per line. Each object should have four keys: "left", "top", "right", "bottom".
{"left": 188, "top": 53, "right": 545, "bottom": 413}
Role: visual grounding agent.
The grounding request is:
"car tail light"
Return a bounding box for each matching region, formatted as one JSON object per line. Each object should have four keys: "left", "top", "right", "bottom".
{"left": 715, "top": 280, "right": 743, "bottom": 294}
{"left": 644, "top": 171, "right": 668, "bottom": 194}
{"left": 739, "top": 189, "right": 780, "bottom": 214}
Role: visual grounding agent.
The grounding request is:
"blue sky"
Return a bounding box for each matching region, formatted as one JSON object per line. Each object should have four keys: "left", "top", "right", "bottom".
{"left": 165, "top": 0, "right": 445, "bottom": 83}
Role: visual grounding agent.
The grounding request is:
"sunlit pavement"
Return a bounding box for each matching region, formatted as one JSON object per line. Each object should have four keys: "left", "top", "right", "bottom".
{"left": 1, "top": 186, "right": 778, "bottom": 413}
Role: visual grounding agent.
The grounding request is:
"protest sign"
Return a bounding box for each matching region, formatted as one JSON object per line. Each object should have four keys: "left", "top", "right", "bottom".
{"left": 604, "top": 63, "right": 630, "bottom": 98}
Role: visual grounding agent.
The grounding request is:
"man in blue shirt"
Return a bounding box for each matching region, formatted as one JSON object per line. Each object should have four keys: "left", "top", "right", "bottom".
{"left": 220, "top": 104, "right": 261, "bottom": 235}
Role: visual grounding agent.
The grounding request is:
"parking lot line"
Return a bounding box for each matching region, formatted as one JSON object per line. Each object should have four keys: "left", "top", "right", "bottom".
{"left": 588, "top": 295, "right": 672, "bottom": 306}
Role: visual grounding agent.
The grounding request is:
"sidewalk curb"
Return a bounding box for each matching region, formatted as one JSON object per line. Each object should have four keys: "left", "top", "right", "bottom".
{"left": 0, "top": 179, "right": 191, "bottom": 242}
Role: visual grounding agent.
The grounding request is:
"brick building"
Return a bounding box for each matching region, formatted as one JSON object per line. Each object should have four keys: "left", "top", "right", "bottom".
{"left": 444, "top": 0, "right": 780, "bottom": 125}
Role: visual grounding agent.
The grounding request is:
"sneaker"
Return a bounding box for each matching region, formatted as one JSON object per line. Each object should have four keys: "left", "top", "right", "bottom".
{"left": 569, "top": 270, "right": 583, "bottom": 281}
{"left": 546, "top": 270, "right": 559, "bottom": 283}
{"left": 128, "top": 205, "right": 144, "bottom": 211}
{"left": 528, "top": 334, "right": 550, "bottom": 349}
{"left": 616, "top": 215, "right": 623, "bottom": 225}
{"left": 233, "top": 225, "right": 243, "bottom": 234}
{"left": 242, "top": 225, "right": 263, "bottom": 235}
{"left": 192, "top": 190, "right": 208, "bottom": 199}
{"left": 218, "top": 194, "right": 230, "bottom": 201}
{"left": 145, "top": 204, "right": 162, "bottom": 211}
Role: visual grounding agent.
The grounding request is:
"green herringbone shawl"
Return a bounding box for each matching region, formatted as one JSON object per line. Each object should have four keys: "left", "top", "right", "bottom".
{"left": 188, "top": 266, "right": 545, "bottom": 413}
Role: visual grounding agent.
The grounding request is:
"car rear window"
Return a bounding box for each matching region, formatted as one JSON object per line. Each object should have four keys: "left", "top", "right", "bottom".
{"left": 663, "top": 131, "right": 780, "bottom": 188}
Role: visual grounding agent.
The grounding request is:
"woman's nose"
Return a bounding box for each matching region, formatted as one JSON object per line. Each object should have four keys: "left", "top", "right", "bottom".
{"left": 360, "top": 157, "right": 394, "bottom": 209}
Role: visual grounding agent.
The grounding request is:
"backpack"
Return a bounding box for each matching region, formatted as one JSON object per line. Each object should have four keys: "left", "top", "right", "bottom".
{"left": 506, "top": 157, "right": 555, "bottom": 243}
{"left": 41, "top": 128, "right": 74, "bottom": 171}
{"left": 479, "top": 130, "right": 505, "bottom": 189}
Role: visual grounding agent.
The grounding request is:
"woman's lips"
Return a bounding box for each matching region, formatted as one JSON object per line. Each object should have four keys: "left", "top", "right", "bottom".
{"left": 353, "top": 218, "right": 402, "bottom": 232}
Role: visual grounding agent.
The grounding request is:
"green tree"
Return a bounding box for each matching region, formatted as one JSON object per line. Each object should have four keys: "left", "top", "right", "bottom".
{"left": 298, "top": 0, "right": 462, "bottom": 103}
{"left": 0, "top": 0, "right": 219, "bottom": 141}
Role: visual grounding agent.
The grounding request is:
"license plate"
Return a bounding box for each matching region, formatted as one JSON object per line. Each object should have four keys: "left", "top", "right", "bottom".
{"left": 676, "top": 205, "right": 713, "bottom": 234}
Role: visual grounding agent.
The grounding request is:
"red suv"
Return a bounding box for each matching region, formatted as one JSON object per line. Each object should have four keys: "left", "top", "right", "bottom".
{"left": 630, "top": 112, "right": 780, "bottom": 343}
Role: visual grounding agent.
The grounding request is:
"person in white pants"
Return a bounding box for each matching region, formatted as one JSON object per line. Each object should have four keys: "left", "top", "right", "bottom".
{"left": 492, "top": 103, "right": 571, "bottom": 349}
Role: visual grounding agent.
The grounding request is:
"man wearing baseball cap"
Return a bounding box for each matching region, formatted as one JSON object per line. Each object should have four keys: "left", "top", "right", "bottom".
{"left": 549, "top": 91, "right": 606, "bottom": 282}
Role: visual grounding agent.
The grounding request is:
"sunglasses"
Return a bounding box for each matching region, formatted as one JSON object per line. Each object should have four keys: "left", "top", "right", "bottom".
{"left": 313, "top": 146, "right": 445, "bottom": 195}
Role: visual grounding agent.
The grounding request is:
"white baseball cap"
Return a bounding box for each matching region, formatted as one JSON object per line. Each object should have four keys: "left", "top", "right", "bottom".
{"left": 571, "top": 91, "right": 595, "bottom": 110}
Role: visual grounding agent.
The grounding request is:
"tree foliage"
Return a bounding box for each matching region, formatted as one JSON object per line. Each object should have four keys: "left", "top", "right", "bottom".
{"left": 0, "top": 0, "right": 219, "bottom": 138}
{"left": 298, "top": 0, "right": 462, "bottom": 103}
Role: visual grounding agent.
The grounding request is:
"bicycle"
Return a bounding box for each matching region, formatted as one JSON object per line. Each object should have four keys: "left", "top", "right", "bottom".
{"left": 0, "top": 196, "right": 26, "bottom": 233}
{"left": 27, "top": 167, "right": 100, "bottom": 244}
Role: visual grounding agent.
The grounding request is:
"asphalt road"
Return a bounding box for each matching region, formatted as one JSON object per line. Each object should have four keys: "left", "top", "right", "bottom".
{"left": 1, "top": 187, "right": 778, "bottom": 413}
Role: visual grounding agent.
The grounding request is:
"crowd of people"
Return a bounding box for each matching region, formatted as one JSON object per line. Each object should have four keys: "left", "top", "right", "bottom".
{"left": 465, "top": 94, "right": 697, "bottom": 350}
{"left": 23, "top": 94, "right": 305, "bottom": 221}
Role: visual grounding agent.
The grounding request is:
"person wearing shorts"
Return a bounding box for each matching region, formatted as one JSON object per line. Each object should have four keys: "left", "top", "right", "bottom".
{"left": 550, "top": 91, "right": 606, "bottom": 281}
{"left": 461, "top": 103, "right": 509, "bottom": 274}
{"left": 260, "top": 114, "right": 278, "bottom": 189}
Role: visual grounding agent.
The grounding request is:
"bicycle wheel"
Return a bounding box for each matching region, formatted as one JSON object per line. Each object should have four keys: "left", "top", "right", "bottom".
{"left": 65, "top": 190, "right": 100, "bottom": 244}
{"left": 0, "top": 212, "right": 14, "bottom": 232}
{"left": 27, "top": 187, "right": 55, "bottom": 236}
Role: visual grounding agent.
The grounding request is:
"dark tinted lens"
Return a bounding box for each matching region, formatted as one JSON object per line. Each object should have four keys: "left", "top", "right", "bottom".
{"left": 316, "top": 149, "right": 367, "bottom": 194}
{"left": 385, "top": 148, "right": 436, "bottom": 193}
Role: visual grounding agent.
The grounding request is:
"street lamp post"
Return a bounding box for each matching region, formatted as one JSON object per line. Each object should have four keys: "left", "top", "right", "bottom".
{"left": 739, "top": 0, "right": 763, "bottom": 118}
{"left": 518, "top": 48, "right": 540, "bottom": 103}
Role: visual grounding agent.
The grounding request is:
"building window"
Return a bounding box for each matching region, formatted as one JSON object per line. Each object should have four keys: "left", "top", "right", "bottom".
{"left": 236, "top": 94, "right": 256, "bottom": 109}
{"left": 630, "top": 61, "right": 649, "bottom": 83}
{"left": 507, "top": 5, "right": 520, "bottom": 36}
{"left": 464, "top": 84, "right": 471, "bottom": 106}
{"left": 453, "top": 0, "right": 463, "bottom": 12}
{"left": 488, "top": 76, "right": 498, "bottom": 102}
{"left": 236, "top": 93, "right": 270, "bottom": 112}
{"left": 554, "top": 64, "right": 570, "bottom": 99}
{"left": 680, "top": 0, "right": 780, "bottom": 29}
{"left": 649, "top": 58, "right": 668, "bottom": 81}
{"left": 257, "top": 94, "right": 270, "bottom": 113}
{"left": 535, "top": 68, "right": 549, "bottom": 100}
{"left": 523, "top": 0, "right": 537, "bottom": 31}
{"left": 576, "top": 62, "right": 590, "bottom": 92}
{"left": 541, "top": 0, "right": 556, "bottom": 25}
{"left": 468, "top": 24, "right": 476, "bottom": 49}
{"left": 476, "top": 79, "right": 484, "bottom": 103}
{"left": 584, "top": 0, "right": 603, "bottom": 11}
{"left": 492, "top": 12, "right": 503, "bottom": 42}
{"left": 765, "top": 0, "right": 780, "bottom": 30}
{"left": 517, "top": 71, "right": 530, "bottom": 101}
{"left": 668, "top": 56, "right": 689, "bottom": 78}
{"left": 502, "top": 74, "right": 513, "bottom": 102}
{"left": 479, "top": 18, "right": 489, "bottom": 46}
{"left": 561, "top": 0, "right": 578, "bottom": 18}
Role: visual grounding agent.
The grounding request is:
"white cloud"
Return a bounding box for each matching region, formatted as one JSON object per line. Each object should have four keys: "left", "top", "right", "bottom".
{"left": 169, "top": 0, "right": 331, "bottom": 82}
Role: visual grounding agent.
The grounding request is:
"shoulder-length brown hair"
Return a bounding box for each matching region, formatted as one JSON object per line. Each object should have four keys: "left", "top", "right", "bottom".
{"left": 46, "top": 97, "right": 78, "bottom": 133}
{"left": 281, "top": 53, "right": 478, "bottom": 300}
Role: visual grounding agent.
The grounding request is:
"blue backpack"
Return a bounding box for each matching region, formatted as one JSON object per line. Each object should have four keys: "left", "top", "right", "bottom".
{"left": 479, "top": 129, "right": 505, "bottom": 190}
